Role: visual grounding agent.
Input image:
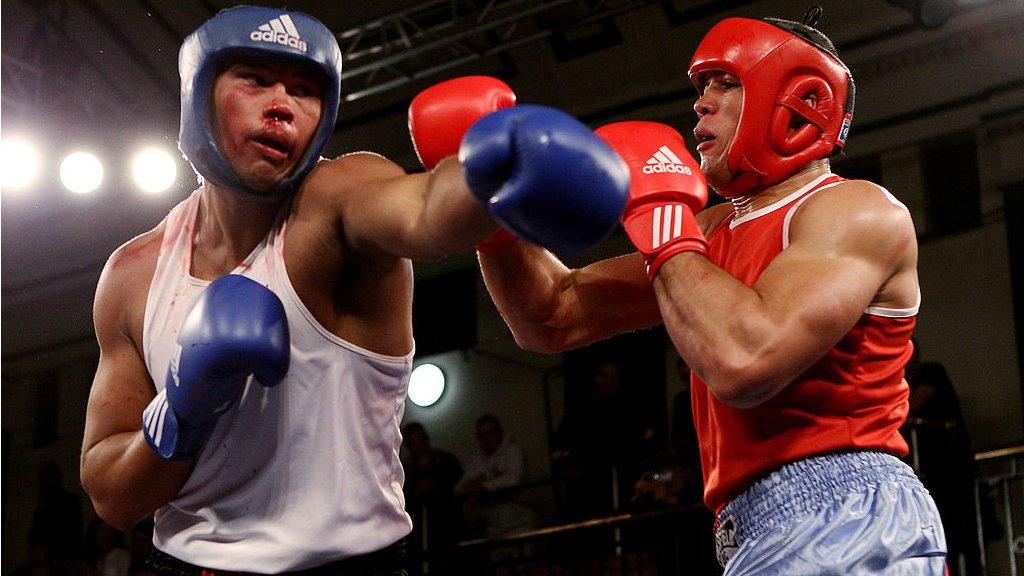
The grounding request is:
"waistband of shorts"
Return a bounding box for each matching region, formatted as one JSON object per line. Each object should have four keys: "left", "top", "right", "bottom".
{"left": 146, "top": 539, "right": 406, "bottom": 576}
{"left": 717, "top": 451, "right": 924, "bottom": 544}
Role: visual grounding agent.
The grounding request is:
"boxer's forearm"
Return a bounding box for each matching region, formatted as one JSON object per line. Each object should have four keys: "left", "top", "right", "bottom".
{"left": 81, "top": 431, "right": 191, "bottom": 531}
{"left": 478, "top": 240, "right": 569, "bottom": 353}
{"left": 480, "top": 247, "right": 659, "bottom": 353}
{"left": 336, "top": 156, "right": 497, "bottom": 262}
{"left": 415, "top": 157, "right": 499, "bottom": 258}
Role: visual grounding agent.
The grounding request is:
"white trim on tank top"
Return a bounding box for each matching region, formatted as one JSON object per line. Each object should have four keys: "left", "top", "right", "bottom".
{"left": 729, "top": 173, "right": 837, "bottom": 230}
{"left": 777, "top": 176, "right": 920, "bottom": 318}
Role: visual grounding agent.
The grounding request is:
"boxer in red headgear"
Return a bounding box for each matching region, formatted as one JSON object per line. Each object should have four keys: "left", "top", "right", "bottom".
{"left": 478, "top": 7, "right": 946, "bottom": 574}
{"left": 688, "top": 15, "right": 854, "bottom": 197}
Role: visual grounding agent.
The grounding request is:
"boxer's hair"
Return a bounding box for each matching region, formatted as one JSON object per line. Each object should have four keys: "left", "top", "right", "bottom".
{"left": 402, "top": 422, "right": 427, "bottom": 436}
{"left": 476, "top": 414, "right": 502, "bottom": 431}
{"left": 764, "top": 18, "right": 840, "bottom": 60}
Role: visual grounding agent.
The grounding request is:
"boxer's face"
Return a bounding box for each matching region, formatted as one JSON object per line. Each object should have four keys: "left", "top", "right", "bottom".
{"left": 593, "top": 362, "right": 621, "bottom": 399}
{"left": 211, "top": 60, "right": 323, "bottom": 194}
{"left": 476, "top": 422, "right": 503, "bottom": 456}
{"left": 693, "top": 70, "right": 742, "bottom": 194}
{"left": 403, "top": 428, "right": 430, "bottom": 457}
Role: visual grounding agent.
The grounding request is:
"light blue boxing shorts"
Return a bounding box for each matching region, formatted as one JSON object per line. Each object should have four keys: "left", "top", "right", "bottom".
{"left": 715, "top": 451, "right": 947, "bottom": 575}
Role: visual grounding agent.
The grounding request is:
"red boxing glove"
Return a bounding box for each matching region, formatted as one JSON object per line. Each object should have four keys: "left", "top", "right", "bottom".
{"left": 595, "top": 121, "right": 709, "bottom": 280}
{"left": 475, "top": 228, "right": 519, "bottom": 254}
{"left": 408, "top": 76, "right": 517, "bottom": 170}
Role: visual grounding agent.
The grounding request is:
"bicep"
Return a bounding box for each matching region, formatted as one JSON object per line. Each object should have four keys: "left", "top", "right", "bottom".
{"left": 81, "top": 246, "right": 196, "bottom": 528}
{"left": 754, "top": 243, "right": 884, "bottom": 357}
{"left": 82, "top": 268, "right": 155, "bottom": 456}
{"left": 342, "top": 168, "right": 433, "bottom": 258}
{"left": 753, "top": 196, "right": 909, "bottom": 369}
{"left": 83, "top": 345, "right": 155, "bottom": 450}
{"left": 318, "top": 154, "right": 485, "bottom": 260}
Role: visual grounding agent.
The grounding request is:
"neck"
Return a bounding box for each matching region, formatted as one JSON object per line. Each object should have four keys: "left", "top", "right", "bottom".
{"left": 729, "top": 160, "right": 831, "bottom": 219}
{"left": 193, "top": 182, "right": 284, "bottom": 277}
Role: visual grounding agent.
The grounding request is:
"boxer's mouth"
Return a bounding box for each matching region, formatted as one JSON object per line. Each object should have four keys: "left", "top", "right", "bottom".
{"left": 694, "top": 128, "right": 716, "bottom": 152}
{"left": 251, "top": 134, "right": 293, "bottom": 159}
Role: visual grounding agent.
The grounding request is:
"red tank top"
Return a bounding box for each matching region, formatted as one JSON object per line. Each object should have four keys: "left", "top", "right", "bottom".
{"left": 693, "top": 174, "right": 916, "bottom": 513}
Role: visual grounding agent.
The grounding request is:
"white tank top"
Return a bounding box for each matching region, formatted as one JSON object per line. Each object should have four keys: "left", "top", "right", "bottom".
{"left": 143, "top": 189, "right": 413, "bottom": 571}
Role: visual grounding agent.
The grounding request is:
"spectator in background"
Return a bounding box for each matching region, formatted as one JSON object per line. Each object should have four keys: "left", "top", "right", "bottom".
{"left": 127, "top": 519, "right": 154, "bottom": 576}
{"left": 632, "top": 356, "right": 703, "bottom": 510}
{"left": 12, "top": 542, "right": 71, "bottom": 576}
{"left": 81, "top": 518, "right": 130, "bottom": 576}
{"left": 28, "top": 462, "right": 82, "bottom": 571}
{"left": 669, "top": 355, "right": 704, "bottom": 506}
{"left": 630, "top": 356, "right": 720, "bottom": 575}
{"left": 902, "top": 345, "right": 981, "bottom": 576}
{"left": 459, "top": 415, "right": 537, "bottom": 538}
{"left": 555, "top": 359, "right": 656, "bottom": 518}
{"left": 401, "top": 422, "right": 464, "bottom": 572}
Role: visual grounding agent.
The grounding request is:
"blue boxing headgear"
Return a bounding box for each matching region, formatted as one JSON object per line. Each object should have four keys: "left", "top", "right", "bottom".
{"left": 178, "top": 5, "right": 343, "bottom": 201}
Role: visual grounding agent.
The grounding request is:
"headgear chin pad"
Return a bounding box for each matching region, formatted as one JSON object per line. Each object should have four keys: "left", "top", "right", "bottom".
{"left": 688, "top": 17, "right": 854, "bottom": 197}
{"left": 178, "top": 5, "right": 343, "bottom": 202}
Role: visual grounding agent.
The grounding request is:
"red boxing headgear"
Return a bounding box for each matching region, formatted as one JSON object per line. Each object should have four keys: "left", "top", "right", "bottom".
{"left": 688, "top": 17, "right": 854, "bottom": 197}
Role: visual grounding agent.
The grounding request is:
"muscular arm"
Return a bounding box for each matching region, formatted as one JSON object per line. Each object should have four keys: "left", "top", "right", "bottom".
{"left": 479, "top": 242, "right": 662, "bottom": 353}
{"left": 306, "top": 152, "right": 497, "bottom": 261}
{"left": 655, "top": 181, "right": 918, "bottom": 408}
{"left": 80, "top": 239, "right": 191, "bottom": 531}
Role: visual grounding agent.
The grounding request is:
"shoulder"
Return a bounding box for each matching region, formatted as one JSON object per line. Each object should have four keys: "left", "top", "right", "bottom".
{"left": 503, "top": 438, "right": 523, "bottom": 452}
{"left": 697, "top": 202, "right": 733, "bottom": 235}
{"left": 800, "top": 178, "right": 910, "bottom": 219}
{"left": 99, "top": 223, "right": 164, "bottom": 292}
{"left": 791, "top": 179, "right": 916, "bottom": 248}
{"left": 298, "top": 152, "right": 407, "bottom": 200}
{"left": 439, "top": 450, "right": 460, "bottom": 462}
{"left": 289, "top": 152, "right": 408, "bottom": 226}
{"left": 94, "top": 222, "right": 165, "bottom": 340}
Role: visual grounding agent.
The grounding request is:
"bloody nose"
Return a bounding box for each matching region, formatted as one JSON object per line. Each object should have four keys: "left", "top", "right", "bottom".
{"left": 263, "top": 104, "right": 294, "bottom": 124}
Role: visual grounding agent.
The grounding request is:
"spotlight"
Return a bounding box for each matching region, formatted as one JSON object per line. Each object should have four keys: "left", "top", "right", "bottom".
{"left": 60, "top": 151, "right": 104, "bottom": 194}
{"left": 409, "top": 363, "right": 446, "bottom": 407}
{"left": 1, "top": 138, "right": 41, "bottom": 192}
{"left": 132, "top": 148, "right": 178, "bottom": 194}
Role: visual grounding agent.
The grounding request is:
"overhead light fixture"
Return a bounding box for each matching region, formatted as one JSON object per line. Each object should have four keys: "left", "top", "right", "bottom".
{"left": 408, "top": 363, "right": 446, "bottom": 407}
{"left": 60, "top": 151, "right": 104, "bottom": 194}
{"left": 1, "top": 138, "right": 41, "bottom": 192}
{"left": 132, "top": 148, "right": 178, "bottom": 194}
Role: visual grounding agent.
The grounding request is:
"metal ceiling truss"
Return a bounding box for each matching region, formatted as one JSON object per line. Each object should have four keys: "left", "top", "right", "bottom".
{"left": 3, "top": 0, "right": 655, "bottom": 120}
{"left": 336, "top": 0, "right": 652, "bottom": 102}
{"left": 1, "top": 1, "right": 121, "bottom": 121}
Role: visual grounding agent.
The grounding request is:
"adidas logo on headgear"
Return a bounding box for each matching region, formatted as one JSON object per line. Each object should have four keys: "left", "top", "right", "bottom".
{"left": 643, "top": 145, "right": 692, "bottom": 175}
{"left": 250, "top": 14, "right": 307, "bottom": 52}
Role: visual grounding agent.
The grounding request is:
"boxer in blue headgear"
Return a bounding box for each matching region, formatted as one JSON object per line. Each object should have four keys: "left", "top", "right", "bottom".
{"left": 82, "top": 4, "right": 633, "bottom": 574}
{"left": 177, "top": 5, "right": 342, "bottom": 201}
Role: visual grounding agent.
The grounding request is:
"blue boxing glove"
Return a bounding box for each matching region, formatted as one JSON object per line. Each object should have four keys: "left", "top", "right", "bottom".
{"left": 459, "top": 105, "right": 630, "bottom": 257}
{"left": 142, "top": 274, "right": 290, "bottom": 460}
